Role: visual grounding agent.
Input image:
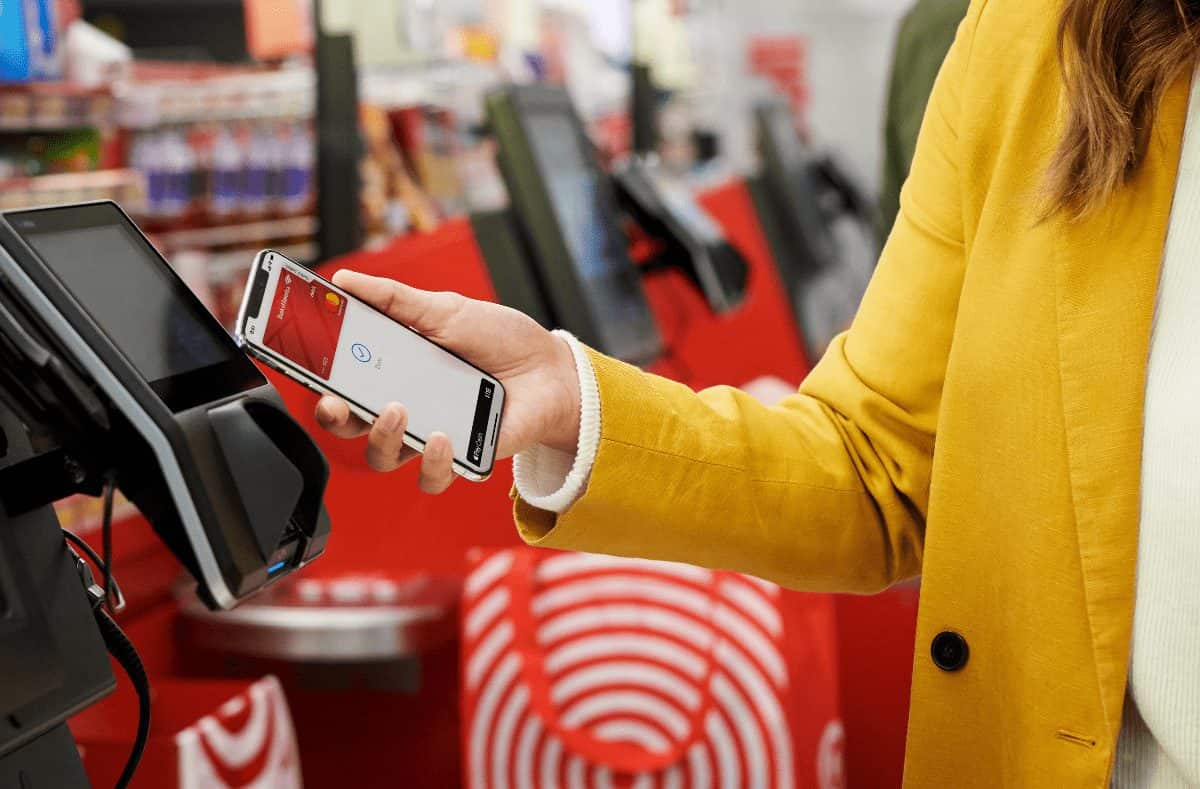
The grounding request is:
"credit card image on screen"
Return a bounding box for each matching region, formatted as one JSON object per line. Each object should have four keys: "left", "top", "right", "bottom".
{"left": 236, "top": 251, "right": 505, "bottom": 480}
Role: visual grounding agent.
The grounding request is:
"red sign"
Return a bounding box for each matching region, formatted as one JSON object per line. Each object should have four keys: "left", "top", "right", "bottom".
{"left": 748, "top": 37, "right": 809, "bottom": 117}
{"left": 244, "top": 0, "right": 314, "bottom": 61}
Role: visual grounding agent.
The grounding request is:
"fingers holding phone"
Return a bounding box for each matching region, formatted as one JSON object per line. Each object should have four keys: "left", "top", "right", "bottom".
{"left": 237, "top": 251, "right": 507, "bottom": 482}
{"left": 417, "top": 433, "right": 456, "bottom": 494}
{"left": 316, "top": 394, "right": 455, "bottom": 490}
{"left": 315, "top": 395, "right": 369, "bottom": 438}
{"left": 364, "top": 403, "right": 419, "bottom": 473}
{"left": 240, "top": 253, "right": 588, "bottom": 494}
{"left": 331, "top": 269, "right": 463, "bottom": 338}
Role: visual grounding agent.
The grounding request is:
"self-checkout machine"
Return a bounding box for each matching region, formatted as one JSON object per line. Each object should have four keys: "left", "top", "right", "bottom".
{"left": 0, "top": 201, "right": 334, "bottom": 787}
{"left": 471, "top": 84, "right": 752, "bottom": 375}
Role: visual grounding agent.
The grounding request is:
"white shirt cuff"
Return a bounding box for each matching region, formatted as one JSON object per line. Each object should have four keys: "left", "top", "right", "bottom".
{"left": 512, "top": 330, "right": 600, "bottom": 514}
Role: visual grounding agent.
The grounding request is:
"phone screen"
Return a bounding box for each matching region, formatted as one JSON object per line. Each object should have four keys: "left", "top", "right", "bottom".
{"left": 241, "top": 254, "right": 502, "bottom": 474}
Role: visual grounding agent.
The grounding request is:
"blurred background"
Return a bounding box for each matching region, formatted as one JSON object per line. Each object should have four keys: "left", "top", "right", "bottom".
{"left": 0, "top": 0, "right": 911, "bottom": 310}
{"left": 1, "top": 1, "right": 955, "bottom": 786}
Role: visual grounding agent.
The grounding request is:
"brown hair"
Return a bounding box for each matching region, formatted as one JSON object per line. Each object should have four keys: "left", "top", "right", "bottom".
{"left": 1048, "top": 0, "right": 1198, "bottom": 215}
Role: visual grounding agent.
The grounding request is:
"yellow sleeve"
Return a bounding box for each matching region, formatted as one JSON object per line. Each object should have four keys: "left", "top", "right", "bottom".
{"left": 514, "top": 0, "right": 984, "bottom": 594}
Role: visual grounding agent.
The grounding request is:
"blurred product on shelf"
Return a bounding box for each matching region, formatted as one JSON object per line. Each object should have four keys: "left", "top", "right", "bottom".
{"left": 747, "top": 37, "right": 808, "bottom": 119}
{"left": 63, "top": 19, "right": 132, "bottom": 87}
{"left": 0, "top": 127, "right": 101, "bottom": 178}
{"left": 243, "top": 0, "right": 314, "bottom": 62}
{"left": 357, "top": 61, "right": 517, "bottom": 218}
{"left": 360, "top": 101, "right": 441, "bottom": 242}
{"left": 0, "top": 82, "right": 114, "bottom": 130}
{"left": 409, "top": 107, "right": 466, "bottom": 217}
{"left": 0, "top": 0, "right": 62, "bottom": 81}
{"left": 117, "top": 63, "right": 316, "bottom": 229}
{"left": 128, "top": 120, "right": 315, "bottom": 225}
{"left": 207, "top": 126, "right": 244, "bottom": 218}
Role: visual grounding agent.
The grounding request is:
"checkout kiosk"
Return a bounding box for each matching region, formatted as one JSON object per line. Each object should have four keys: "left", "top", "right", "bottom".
{"left": 748, "top": 99, "right": 878, "bottom": 363}
{"left": 0, "top": 202, "right": 332, "bottom": 787}
{"left": 471, "top": 84, "right": 750, "bottom": 364}
{"left": 471, "top": 83, "right": 874, "bottom": 373}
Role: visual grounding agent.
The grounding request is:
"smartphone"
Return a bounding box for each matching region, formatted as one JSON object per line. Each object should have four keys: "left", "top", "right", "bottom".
{"left": 234, "top": 250, "right": 505, "bottom": 482}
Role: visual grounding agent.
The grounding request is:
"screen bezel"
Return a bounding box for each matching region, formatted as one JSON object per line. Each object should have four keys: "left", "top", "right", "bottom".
{"left": 235, "top": 251, "right": 505, "bottom": 478}
{"left": 3, "top": 202, "right": 265, "bottom": 413}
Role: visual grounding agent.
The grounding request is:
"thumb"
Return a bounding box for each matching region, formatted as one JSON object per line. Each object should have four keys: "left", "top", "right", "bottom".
{"left": 331, "top": 270, "right": 462, "bottom": 334}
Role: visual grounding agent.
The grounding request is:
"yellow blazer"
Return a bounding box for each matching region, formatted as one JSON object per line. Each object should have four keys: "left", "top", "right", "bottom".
{"left": 513, "top": 0, "right": 1186, "bottom": 784}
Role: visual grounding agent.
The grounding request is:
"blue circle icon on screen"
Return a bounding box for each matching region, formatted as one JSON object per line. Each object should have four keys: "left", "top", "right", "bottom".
{"left": 351, "top": 343, "right": 372, "bottom": 363}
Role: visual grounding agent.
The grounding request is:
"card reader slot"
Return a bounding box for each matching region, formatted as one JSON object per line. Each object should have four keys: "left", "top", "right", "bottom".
{"left": 207, "top": 398, "right": 330, "bottom": 567}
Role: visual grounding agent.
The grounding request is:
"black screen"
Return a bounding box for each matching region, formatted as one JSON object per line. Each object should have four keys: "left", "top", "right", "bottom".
{"left": 523, "top": 112, "right": 658, "bottom": 352}
{"left": 7, "top": 204, "right": 262, "bottom": 411}
{"left": 758, "top": 103, "right": 835, "bottom": 270}
{"left": 525, "top": 112, "right": 629, "bottom": 285}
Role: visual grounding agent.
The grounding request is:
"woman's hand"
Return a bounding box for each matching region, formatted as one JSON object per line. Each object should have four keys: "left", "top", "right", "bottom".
{"left": 313, "top": 270, "right": 581, "bottom": 494}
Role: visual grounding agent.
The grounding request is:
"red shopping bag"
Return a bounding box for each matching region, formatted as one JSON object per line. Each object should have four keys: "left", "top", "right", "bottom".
{"left": 75, "top": 675, "right": 302, "bottom": 789}
{"left": 461, "top": 548, "right": 844, "bottom": 789}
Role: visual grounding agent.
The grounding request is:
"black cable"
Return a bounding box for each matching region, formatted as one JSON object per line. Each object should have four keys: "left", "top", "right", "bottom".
{"left": 96, "top": 469, "right": 149, "bottom": 789}
{"left": 63, "top": 471, "right": 146, "bottom": 787}
{"left": 62, "top": 529, "right": 124, "bottom": 608}
{"left": 101, "top": 471, "right": 116, "bottom": 612}
{"left": 92, "top": 608, "right": 151, "bottom": 789}
{"left": 69, "top": 545, "right": 149, "bottom": 789}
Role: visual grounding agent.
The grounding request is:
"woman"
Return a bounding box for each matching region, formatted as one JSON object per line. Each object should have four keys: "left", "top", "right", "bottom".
{"left": 316, "top": 0, "right": 1200, "bottom": 785}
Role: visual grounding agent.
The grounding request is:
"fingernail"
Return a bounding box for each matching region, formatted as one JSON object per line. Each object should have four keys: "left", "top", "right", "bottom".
{"left": 430, "top": 432, "right": 449, "bottom": 456}
{"left": 378, "top": 406, "right": 402, "bottom": 433}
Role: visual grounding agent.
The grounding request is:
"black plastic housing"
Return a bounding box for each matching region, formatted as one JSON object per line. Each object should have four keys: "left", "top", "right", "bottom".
{"left": 0, "top": 202, "right": 332, "bottom": 611}
{"left": 0, "top": 408, "right": 114, "bottom": 773}
{"left": 613, "top": 158, "right": 749, "bottom": 314}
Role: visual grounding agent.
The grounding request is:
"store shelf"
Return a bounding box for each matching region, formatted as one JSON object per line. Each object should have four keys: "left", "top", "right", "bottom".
{"left": 118, "top": 65, "right": 315, "bottom": 129}
{"left": 150, "top": 214, "right": 316, "bottom": 250}
{"left": 0, "top": 169, "right": 145, "bottom": 212}
{"left": 0, "top": 83, "right": 116, "bottom": 131}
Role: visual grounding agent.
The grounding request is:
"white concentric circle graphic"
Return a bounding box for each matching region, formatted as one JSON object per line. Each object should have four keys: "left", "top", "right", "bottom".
{"left": 463, "top": 550, "right": 832, "bottom": 788}
{"left": 816, "top": 720, "right": 846, "bottom": 789}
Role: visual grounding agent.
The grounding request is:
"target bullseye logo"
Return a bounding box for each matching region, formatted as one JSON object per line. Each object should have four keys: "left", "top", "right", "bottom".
{"left": 176, "top": 676, "right": 301, "bottom": 789}
{"left": 462, "top": 550, "right": 830, "bottom": 789}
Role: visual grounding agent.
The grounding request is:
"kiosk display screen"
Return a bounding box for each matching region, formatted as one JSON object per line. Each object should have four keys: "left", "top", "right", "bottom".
{"left": 521, "top": 109, "right": 660, "bottom": 360}
{"left": 523, "top": 113, "right": 646, "bottom": 313}
{"left": 6, "top": 203, "right": 264, "bottom": 411}
{"left": 485, "top": 85, "right": 662, "bottom": 365}
{"left": 753, "top": 101, "right": 873, "bottom": 362}
{"left": 758, "top": 103, "right": 836, "bottom": 273}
